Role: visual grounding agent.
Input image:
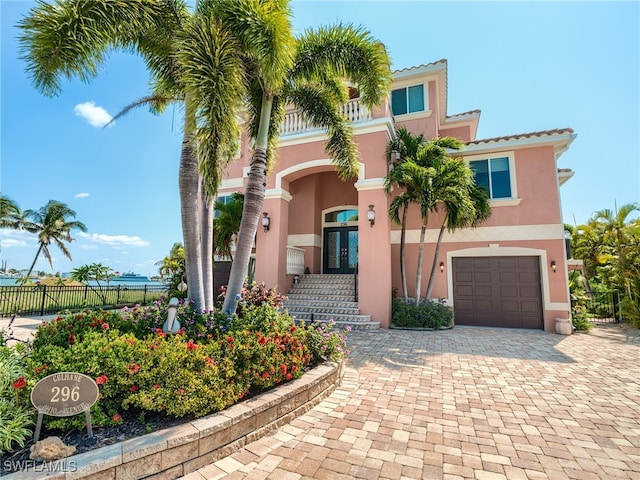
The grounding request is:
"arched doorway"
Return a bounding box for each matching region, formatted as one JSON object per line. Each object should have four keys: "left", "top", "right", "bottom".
{"left": 322, "top": 207, "right": 358, "bottom": 274}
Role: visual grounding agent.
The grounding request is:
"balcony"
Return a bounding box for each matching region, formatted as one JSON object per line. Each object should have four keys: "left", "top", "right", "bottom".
{"left": 280, "top": 98, "right": 376, "bottom": 136}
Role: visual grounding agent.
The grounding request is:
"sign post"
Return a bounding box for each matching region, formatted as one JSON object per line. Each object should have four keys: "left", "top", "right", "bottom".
{"left": 30, "top": 372, "right": 100, "bottom": 442}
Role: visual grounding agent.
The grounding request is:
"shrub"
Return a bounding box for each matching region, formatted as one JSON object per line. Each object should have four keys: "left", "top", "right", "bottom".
{"left": 391, "top": 297, "right": 453, "bottom": 329}
{"left": 305, "top": 320, "right": 351, "bottom": 362}
{"left": 571, "top": 304, "right": 593, "bottom": 331}
{"left": 0, "top": 345, "right": 33, "bottom": 453}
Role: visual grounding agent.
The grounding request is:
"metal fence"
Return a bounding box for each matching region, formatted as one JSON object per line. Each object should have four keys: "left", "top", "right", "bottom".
{"left": 0, "top": 284, "right": 168, "bottom": 317}
{"left": 582, "top": 291, "right": 621, "bottom": 323}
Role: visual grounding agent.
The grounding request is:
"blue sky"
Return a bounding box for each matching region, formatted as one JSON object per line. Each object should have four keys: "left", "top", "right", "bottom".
{"left": 1, "top": 1, "right": 638, "bottom": 276}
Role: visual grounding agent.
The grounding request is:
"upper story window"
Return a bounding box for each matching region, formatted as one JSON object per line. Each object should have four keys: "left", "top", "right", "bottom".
{"left": 214, "top": 194, "right": 233, "bottom": 218}
{"left": 391, "top": 84, "right": 425, "bottom": 116}
{"left": 469, "top": 156, "right": 513, "bottom": 199}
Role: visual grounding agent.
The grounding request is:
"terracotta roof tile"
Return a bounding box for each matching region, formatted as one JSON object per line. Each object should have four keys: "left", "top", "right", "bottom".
{"left": 467, "top": 128, "right": 575, "bottom": 145}
{"left": 446, "top": 109, "right": 481, "bottom": 119}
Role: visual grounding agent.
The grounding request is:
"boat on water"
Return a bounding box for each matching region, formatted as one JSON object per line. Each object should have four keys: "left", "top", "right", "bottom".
{"left": 114, "top": 272, "right": 151, "bottom": 282}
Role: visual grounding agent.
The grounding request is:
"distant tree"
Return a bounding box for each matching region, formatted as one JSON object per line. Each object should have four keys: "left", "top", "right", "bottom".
{"left": 156, "top": 243, "right": 186, "bottom": 294}
{"left": 22, "top": 200, "right": 87, "bottom": 279}
{"left": 71, "top": 263, "right": 116, "bottom": 304}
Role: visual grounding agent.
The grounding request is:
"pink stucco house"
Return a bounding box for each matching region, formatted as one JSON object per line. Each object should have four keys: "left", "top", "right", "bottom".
{"left": 217, "top": 59, "right": 576, "bottom": 332}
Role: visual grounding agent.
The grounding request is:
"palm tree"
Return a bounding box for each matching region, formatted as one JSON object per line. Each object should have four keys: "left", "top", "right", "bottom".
{"left": 22, "top": 200, "right": 87, "bottom": 278}
{"left": 219, "top": 20, "right": 392, "bottom": 313}
{"left": 384, "top": 128, "right": 427, "bottom": 301}
{"left": 424, "top": 159, "right": 491, "bottom": 299}
{"left": 213, "top": 193, "right": 244, "bottom": 260}
{"left": 19, "top": 0, "right": 244, "bottom": 312}
{"left": 0, "top": 195, "right": 22, "bottom": 229}
{"left": 156, "top": 242, "right": 186, "bottom": 292}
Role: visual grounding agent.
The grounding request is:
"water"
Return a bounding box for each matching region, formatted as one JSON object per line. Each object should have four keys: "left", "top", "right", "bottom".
{"left": 0, "top": 277, "right": 167, "bottom": 287}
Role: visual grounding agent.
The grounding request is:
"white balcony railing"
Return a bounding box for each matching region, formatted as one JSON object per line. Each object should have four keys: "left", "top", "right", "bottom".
{"left": 286, "top": 246, "right": 306, "bottom": 275}
{"left": 280, "top": 98, "right": 373, "bottom": 136}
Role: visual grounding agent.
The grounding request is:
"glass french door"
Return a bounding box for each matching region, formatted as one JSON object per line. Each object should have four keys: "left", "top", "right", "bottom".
{"left": 323, "top": 227, "right": 358, "bottom": 274}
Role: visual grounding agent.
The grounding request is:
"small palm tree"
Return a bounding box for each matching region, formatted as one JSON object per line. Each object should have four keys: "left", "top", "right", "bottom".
{"left": 22, "top": 200, "right": 87, "bottom": 278}
{"left": 214, "top": 193, "right": 244, "bottom": 260}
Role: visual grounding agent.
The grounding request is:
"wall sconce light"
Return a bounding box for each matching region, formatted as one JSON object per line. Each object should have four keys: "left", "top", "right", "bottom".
{"left": 367, "top": 205, "right": 376, "bottom": 227}
{"left": 440, "top": 262, "right": 445, "bottom": 273}
{"left": 551, "top": 260, "right": 557, "bottom": 273}
{"left": 262, "top": 212, "right": 270, "bottom": 232}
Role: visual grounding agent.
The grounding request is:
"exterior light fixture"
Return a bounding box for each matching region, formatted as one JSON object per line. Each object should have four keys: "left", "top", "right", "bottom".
{"left": 440, "top": 262, "right": 445, "bottom": 273}
{"left": 367, "top": 205, "right": 376, "bottom": 227}
{"left": 262, "top": 212, "right": 270, "bottom": 232}
{"left": 177, "top": 277, "right": 187, "bottom": 292}
{"left": 551, "top": 260, "right": 557, "bottom": 272}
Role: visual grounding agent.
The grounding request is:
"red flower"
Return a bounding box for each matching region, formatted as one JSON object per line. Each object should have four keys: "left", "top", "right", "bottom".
{"left": 129, "top": 385, "right": 139, "bottom": 392}
{"left": 113, "top": 413, "right": 122, "bottom": 423}
{"left": 128, "top": 364, "right": 140, "bottom": 374}
{"left": 101, "top": 323, "right": 110, "bottom": 330}
{"left": 177, "top": 388, "right": 185, "bottom": 395}
{"left": 205, "top": 357, "right": 216, "bottom": 365}
{"left": 292, "top": 365, "right": 298, "bottom": 373}
{"left": 96, "top": 375, "right": 109, "bottom": 385}
{"left": 75, "top": 314, "right": 83, "bottom": 320}
{"left": 262, "top": 372, "right": 270, "bottom": 379}
{"left": 68, "top": 334, "right": 76, "bottom": 344}
{"left": 280, "top": 364, "right": 287, "bottom": 375}
{"left": 186, "top": 340, "right": 198, "bottom": 351}
{"left": 12, "top": 377, "right": 26, "bottom": 390}
{"left": 153, "top": 384, "right": 161, "bottom": 390}
{"left": 286, "top": 373, "right": 293, "bottom": 381}
{"left": 290, "top": 326, "right": 297, "bottom": 332}
{"left": 258, "top": 336, "right": 267, "bottom": 345}
{"left": 226, "top": 336, "right": 234, "bottom": 343}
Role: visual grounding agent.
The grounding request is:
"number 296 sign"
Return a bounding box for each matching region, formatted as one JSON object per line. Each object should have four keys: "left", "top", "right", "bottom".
{"left": 31, "top": 372, "right": 99, "bottom": 417}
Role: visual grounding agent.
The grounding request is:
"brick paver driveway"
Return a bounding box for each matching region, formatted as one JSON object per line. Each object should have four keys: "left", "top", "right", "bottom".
{"left": 184, "top": 324, "right": 640, "bottom": 480}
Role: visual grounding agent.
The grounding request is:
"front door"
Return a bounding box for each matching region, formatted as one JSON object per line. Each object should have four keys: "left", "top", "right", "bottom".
{"left": 323, "top": 227, "right": 358, "bottom": 274}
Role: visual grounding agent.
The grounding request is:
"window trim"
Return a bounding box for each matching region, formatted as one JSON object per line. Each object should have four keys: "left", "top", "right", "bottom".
{"left": 465, "top": 152, "right": 518, "bottom": 201}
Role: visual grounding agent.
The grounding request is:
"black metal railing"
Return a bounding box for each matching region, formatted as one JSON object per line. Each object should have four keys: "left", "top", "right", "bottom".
{"left": 572, "top": 291, "right": 622, "bottom": 323}
{"left": 0, "top": 284, "right": 168, "bottom": 317}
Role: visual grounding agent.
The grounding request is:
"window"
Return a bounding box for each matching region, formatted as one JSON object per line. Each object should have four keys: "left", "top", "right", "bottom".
{"left": 325, "top": 209, "right": 358, "bottom": 223}
{"left": 214, "top": 195, "right": 232, "bottom": 218}
{"left": 391, "top": 84, "right": 425, "bottom": 115}
{"left": 470, "top": 157, "right": 512, "bottom": 199}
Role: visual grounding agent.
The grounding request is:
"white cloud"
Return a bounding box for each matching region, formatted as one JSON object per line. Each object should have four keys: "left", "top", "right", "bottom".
{"left": 74, "top": 101, "right": 114, "bottom": 128}
{"left": 0, "top": 238, "right": 27, "bottom": 248}
{"left": 75, "top": 192, "right": 90, "bottom": 199}
{"left": 78, "top": 232, "right": 150, "bottom": 247}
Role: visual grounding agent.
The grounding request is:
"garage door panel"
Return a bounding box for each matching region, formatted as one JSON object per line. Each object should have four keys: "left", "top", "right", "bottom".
{"left": 499, "top": 271, "right": 518, "bottom": 283}
{"left": 474, "top": 285, "right": 492, "bottom": 297}
{"left": 474, "top": 272, "right": 492, "bottom": 283}
{"left": 500, "top": 286, "right": 518, "bottom": 297}
{"left": 453, "top": 256, "right": 543, "bottom": 329}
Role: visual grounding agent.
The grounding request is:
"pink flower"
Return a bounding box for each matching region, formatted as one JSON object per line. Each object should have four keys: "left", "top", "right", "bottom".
{"left": 153, "top": 384, "right": 161, "bottom": 390}
{"left": 96, "top": 375, "right": 109, "bottom": 385}
{"left": 113, "top": 413, "right": 122, "bottom": 423}
{"left": 128, "top": 364, "right": 140, "bottom": 374}
{"left": 101, "top": 323, "right": 109, "bottom": 330}
{"left": 129, "top": 385, "right": 139, "bottom": 392}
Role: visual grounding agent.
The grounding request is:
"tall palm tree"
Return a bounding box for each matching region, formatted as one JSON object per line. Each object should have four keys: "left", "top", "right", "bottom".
{"left": 424, "top": 159, "right": 491, "bottom": 299}
{"left": 384, "top": 127, "right": 427, "bottom": 301}
{"left": 218, "top": 20, "right": 392, "bottom": 313}
{"left": 0, "top": 195, "right": 22, "bottom": 229}
{"left": 19, "top": 0, "right": 244, "bottom": 312}
{"left": 22, "top": 200, "right": 87, "bottom": 278}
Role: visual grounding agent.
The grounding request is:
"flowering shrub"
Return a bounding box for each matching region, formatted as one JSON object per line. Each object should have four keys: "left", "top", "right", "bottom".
{"left": 0, "top": 344, "right": 33, "bottom": 453}
{"left": 217, "top": 282, "right": 287, "bottom": 313}
{"left": 305, "top": 320, "right": 351, "bottom": 362}
{"left": 5, "top": 292, "right": 350, "bottom": 436}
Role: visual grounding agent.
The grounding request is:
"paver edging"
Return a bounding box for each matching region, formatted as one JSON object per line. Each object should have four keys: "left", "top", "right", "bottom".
{"left": 3, "top": 360, "right": 344, "bottom": 480}
{"left": 389, "top": 324, "right": 453, "bottom": 331}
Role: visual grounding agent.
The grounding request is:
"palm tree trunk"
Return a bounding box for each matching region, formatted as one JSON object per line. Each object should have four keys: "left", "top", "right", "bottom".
{"left": 201, "top": 193, "right": 214, "bottom": 311}
{"left": 425, "top": 220, "right": 446, "bottom": 299}
{"left": 179, "top": 131, "right": 205, "bottom": 311}
{"left": 400, "top": 205, "right": 408, "bottom": 301}
{"left": 414, "top": 225, "right": 426, "bottom": 304}
{"left": 25, "top": 244, "right": 44, "bottom": 278}
{"left": 223, "top": 93, "right": 273, "bottom": 314}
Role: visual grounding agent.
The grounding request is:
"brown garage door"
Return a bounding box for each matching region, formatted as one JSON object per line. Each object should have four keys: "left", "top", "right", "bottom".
{"left": 453, "top": 256, "right": 543, "bottom": 329}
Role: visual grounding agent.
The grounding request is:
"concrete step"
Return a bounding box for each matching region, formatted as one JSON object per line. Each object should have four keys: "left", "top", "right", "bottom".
{"left": 289, "top": 313, "right": 380, "bottom": 330}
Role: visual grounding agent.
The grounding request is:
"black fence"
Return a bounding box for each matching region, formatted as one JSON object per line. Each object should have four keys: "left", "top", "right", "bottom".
{"left": 0, "top": 284, "right": 168, "bottom": 317}
{"left": 580, "top": 291, "right": 621, "bottom": 323}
